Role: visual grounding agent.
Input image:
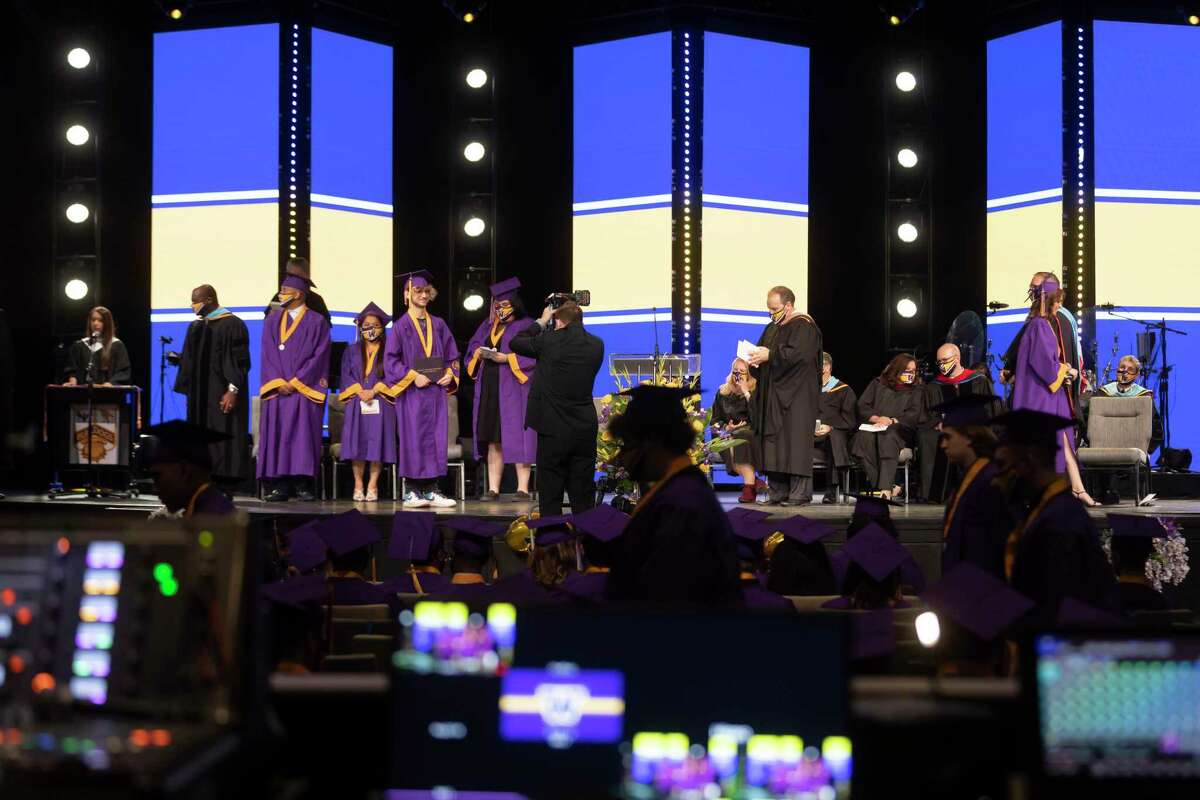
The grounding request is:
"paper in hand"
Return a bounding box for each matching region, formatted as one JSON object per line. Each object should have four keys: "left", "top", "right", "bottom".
{"left": 858, "top": 423, "right": 888, "bottom": 433}
{"left": 360, "top": 399, "right": 380, "bottom": 415}
{"left": 736, "top": 340, "right": 756, "bottom": 362}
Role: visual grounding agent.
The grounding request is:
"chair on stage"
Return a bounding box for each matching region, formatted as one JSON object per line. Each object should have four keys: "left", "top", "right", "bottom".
{"left": 842, "top": 447, "right": 915, "bottom": 504}
{"left": 1076, "top": 396, "right": 1154, "bottom": 504}
{"left": 398, "top": 393, "right": 467, "bottom": 500}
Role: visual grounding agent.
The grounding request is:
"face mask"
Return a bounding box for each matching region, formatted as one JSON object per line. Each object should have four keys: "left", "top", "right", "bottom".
{"left": 497, "top": 307, "right": 513, "bottom": 322}
{"left": 191, "top": 302, "right": 205, "bottom": 316}
{"left": 899, "top": 373, "right": 915, "bottom": 384}
{"left": 938, "top": 360, "right": 956, "bottom": 376}
{"left": 770, "top": 307, "right": 787, "bottom": 324}
{"left": 361, "top": 327, "right": 382, "bottom": 342}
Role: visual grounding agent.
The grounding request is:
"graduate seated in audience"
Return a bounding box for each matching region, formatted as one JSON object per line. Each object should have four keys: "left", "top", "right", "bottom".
{"left": 385, "top": 512, "right": 451, "bottom": 595}
{"left": 282, "top": 519, "right": 329, "bottom": 577}
{"left": 822, "top": 523, "right": 912, "bottom": 610}
{"left": 261, "top": 575, "right": 328, "bottom": 674}
{"left": 427, "top": 517, "right": 559, "bottom": 606}
{"left": 852, "top": 353, "right": 930, "bottom": 499}
{"left": 139, "top": 419, "right": 236, "bottom": 518}
{"left": 526, "top": 519, "right": 581, "bottom": 590}
{"left": 317, "top": 509, "right": 393, "bottom": 605}
{"left": 710, "top": 357, "right": 762, "bottom": 503}
{"left": 992, "top": 410, "right": 1118, "bottom": 624}
{"left": 727, "top": 514, "right": 795, "bottom": 612}
{"left": 604, "top": 386, "right": 741, "bottom": 608}
{"left": 1107, "top": 514, "right": 1182, "bottom": 615}
{"left": 831, "top": 495, "right": 926, "bottom": 594}
{"left": 761, "top": 514, "right": 839, "bottom": 596}
{"left": 815, "top": 351, "right": 857, "bottom": 504}
{"left": 539, "top": 504, "right": 629, "bottom": 603}
{"left": 920, "top": 562, "right": 1033, "bottom": 677}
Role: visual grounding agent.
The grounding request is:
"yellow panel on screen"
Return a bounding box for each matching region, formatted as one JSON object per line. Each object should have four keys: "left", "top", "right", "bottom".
{"left": 152, "top": 203, "right": 279, "bottom": 308}
{"left": 986, "top": 201, "right": 1062, "bottom": 308}
{"left": 572, "top": 207, "right": 672, "bottom": 312}
{"left": 701, "top": 208, "right": 808, "bottom": 312}
{"left": 310, "top": 207, "right": 393, "bottom": 314}
{"left": 1095, "top": 202, "right": 1200, "bottom": 306}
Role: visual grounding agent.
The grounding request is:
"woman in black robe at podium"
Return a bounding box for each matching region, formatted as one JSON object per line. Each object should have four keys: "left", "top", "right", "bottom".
{"left": 64, "top": 306, "right": 131, "bottom": 386}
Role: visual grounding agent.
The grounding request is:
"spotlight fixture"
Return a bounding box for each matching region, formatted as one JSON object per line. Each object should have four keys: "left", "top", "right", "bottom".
{"left": 65, "top": 203, "right": 90, "bottom": 224}
{"left": 462, "top": 291, "right": 484, "bottom": 311}
{"left": 895, "top": 71, "right": 917, "bottom": 92}
{"left": 463, "top": 216, "right": 486, "bottom": 237}
{"left": 169, "top": 7, "right": 183, "bottom": 19}
{"left": 1189, "top": 14, "right": 1200, "bottom": 25}
{"left": 915, "top": 611, "right": 940, "bottom": 647}
{"left": 64, "top": 279, "right": 90, "bottom": 301}
{"left": 465, "top": 68, "right": 488, "bottom": 89}
{"left": 882, "top": 1, "right": 925, "bottom": 28}
{"left": 457, "top": 268, "right": 490, "bottom": 313}
{"left": 888, "top": 15, "right": 901, "bottom": 26}
{"left": 463, "top": 141, "right": 486, "bottom": 162}
{"left": 896, "top": 147, "right": 918, "bottom": 168}
{"left": 896, "top": 296, "right": 919, "bottom": 319}
{"left": 66, "top": 124, "right": 90, "bottom": 146}
{"left": 896, "top": 221, "right": 919, "bottom": 242}
{"left": 443, "top": 1, "right": 486, "bottom": 24}
{"left": 67, "top": 47, "right": 91, "bottom": 69}
{"left": 462, "top": 11, "right": 475, "bottom": 23}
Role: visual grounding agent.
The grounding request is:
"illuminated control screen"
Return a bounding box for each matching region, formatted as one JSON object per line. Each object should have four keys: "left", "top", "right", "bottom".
{"left": 394, "top": 602, "right": 516, "bottom": 676}
{"left": 1037, "top": 635, "right": 1200, "bottom": 778}
{"left": 499, "top": 665, "right": 624, "bottom": 747}
{"left": 70, "top": 541, "right": 125, "bottom": 704}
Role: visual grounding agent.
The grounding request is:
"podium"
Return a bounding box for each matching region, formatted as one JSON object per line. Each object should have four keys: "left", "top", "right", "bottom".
{"left": 43, "top": 384, "right": 142, "bottom": 490}
{"left": 608, "top": 354, "right": 702, "bottom": 383}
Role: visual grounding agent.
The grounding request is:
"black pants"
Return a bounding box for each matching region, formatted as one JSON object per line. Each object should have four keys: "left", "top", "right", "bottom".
{"left": 851, "top": 426, "right": 914, "bottom": 492}
{"left": 536, "top": 433, "right": 597, "bottom": 517}
{"left": 815, "top": 429, "right": 852, "bottom": 486}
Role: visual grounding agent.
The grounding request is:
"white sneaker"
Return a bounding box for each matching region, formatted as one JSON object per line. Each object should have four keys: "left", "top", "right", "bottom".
{"left": 424, "top": 491, "right": 457, "bottom": 508}
{"left": 402, "top": 490, "right": 429, "bottom": 508}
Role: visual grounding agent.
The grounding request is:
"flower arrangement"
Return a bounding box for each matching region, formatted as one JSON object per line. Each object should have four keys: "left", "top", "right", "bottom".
{"left": 1099, "top": 517, "right": 1190, "bottom": 593}
{"left": 595, "top": 363, "right": 744, "bottom": 500}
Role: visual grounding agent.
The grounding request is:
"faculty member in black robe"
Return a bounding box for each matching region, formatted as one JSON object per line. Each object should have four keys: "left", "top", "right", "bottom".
{"left": 747, "top": 285, "right": 822, "bottom": 506}
{"left": 852, "top": 353, "right": 930, "bottom": 498}
{"left": 64, "top": 306, "right": 131, "bottom": 386}
{"left": 918, "top": 343, "right": 998, "bottom": 502}
{"left": 174, "top": 284, "right": 252, "bottom": 484}
{"left": 815, "top": 351, "right": 857, "bottom": 504}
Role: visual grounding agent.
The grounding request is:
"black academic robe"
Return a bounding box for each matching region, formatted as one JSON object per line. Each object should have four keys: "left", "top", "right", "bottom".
{"left": 710, "top": 389, "right": 761, "bottom": 470}
{"left": 852, "top": 379, "right": 929, "bottom": 490}
{"left": 173, "top": 313, "right": 252, "bottom": 481}
{"left": 65, "top": 338, "right": 131, "bottom": 385}
{"left": 605, "top": 465, "right": 742, "bottom": 608}
{"left": 263, "top": 289, "right": 331, "bottom": 323}
{"left": 941, "top": 459, "right": 1013, "bottom": 579}
{"left": 1010, "top": 491, "right": 1119, "bottom": 624}
{"left": 818, "top": 382, "right": 857, "bottom": 430}
{"left": 918, "top": 369, "right": 998, "bottom": 500}
{"left": 750, "top": 315, "right": 822, "bottom": 477}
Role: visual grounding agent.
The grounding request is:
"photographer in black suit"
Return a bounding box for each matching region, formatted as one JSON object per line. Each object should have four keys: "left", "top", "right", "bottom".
{"left": 510, "top": 300, "right": 605, "bottom": 516}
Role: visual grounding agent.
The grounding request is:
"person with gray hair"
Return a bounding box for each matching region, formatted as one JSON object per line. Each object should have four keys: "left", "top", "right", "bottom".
{"left": 814, "top": 351, "right": 856, "bottom": 503}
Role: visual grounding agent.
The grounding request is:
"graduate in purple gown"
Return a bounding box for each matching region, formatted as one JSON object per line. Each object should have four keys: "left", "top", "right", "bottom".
{"left": 337, "top": 302, "right": 397, "bottom": 502}
{"left": 384, "top": 511, "right": 451, "bottom": 595}
{"left": 727, "top": 515, "right": 796, "bottom": 612}
{"left": 385, "top": 270, "right": 461, "bottom": 509}
{"left": 258, "top": 275, "right": 331, "bottom": 501}
{"left": 557, "top": 504, "right": 629, "bottom": 603}
{"left": 1011, "top": 272, "right": 1098, "bottom": 505}
{"left": 465, "top": 277, "right": 537, "bottom": 501}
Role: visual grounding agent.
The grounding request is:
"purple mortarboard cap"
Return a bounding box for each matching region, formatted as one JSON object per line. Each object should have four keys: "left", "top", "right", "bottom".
{"left": 775, "top": 515, "right": 838, "bottom": 545}
{"left": 1107, "top": 513, "right": 1172, "bottom": 538}
{"left": 849, "top": 493, "right": 902, "bottom": 519}
{"left": 261, "top": 574, "right": 328, "bottom": 608}
{"left": 1056, "top": 597, "right": 1125, "bottom": 628}
{"left": 933, "top": 394, "right": 995, "bottom": 429}
{"left": 356, "top": 301, "right": 391, "bottom": 329}
{"left": 993, "top": 409, "right": 1075, "bottom": 450}
{"left": 281, "top": 274, "right": 309, "bottom": 292}
{"left": 441, "top": 516, "right": 504, "bottom": 557}
{"left": 489, "top": 277, "right": 522, "bottom": 301}
{"left": 728, "top": 517, "right": 770, "bottom": 561}
{"left": 317, "top": 509, "right": 381, "bottom": 556}
{"left": 841, "top": 523, "right": 910, "bottom": 582}
{"left": 534, "top": 527, "right": 575, "bottom": 547}
{"left": 527, "top": 514, "right": 572, "bottom": 530}
{"left": 727, "top": 507, "right": 772, "bottom": 524}
{"left": 389, "top": 511, "right": 439, "bottom": 560}
{"left": 571, "top": 504, "right": 629, "bottom": 543}
{"left": 921, "top": 562, "right": 1034, "bottom": 641}
{"left": 398, "top": 269, "right": 435, "bottom": 290}
{"left": 286, "top": 521, "right": 329, "bottom": 572}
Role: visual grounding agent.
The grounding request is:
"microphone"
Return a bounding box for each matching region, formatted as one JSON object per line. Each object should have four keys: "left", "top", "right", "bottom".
{"left": 89, "top": 330, "right": 100, "bottom": 341}
{"left": 1097, "top": 303, "right": 1116, "bottom": 311}
{"left": 159, "top": 335, "right": 173, "bottom": 344}
{"left": 986, "top": 301, "right": 1009, "bottom": 310}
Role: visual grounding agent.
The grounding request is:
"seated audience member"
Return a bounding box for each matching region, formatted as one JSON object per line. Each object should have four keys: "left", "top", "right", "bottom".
{"left": 317, "top": 510, "right": 393, "bottom": 605}
{"left": 992, "top": 410, "right": 1118, "bottom": 623}
{"left": 427, "top": 517, "right": 504, "bottom": 603}
{"left": 762, "top": 515, "right": 839, "bottom": 596}
{"left": 823, "top": 523, "right": 913, "bottom": 610}
{"left": 1094, "top": 355, "right": 1163, "bottom": 503}
{"left": 558, "top": 504, "right": 629, "bottom": 603}
{"left": 710, "top": 357, "right": 762, "bottom": 503}
{"left": 832, "top": 494, "right": 925, "bottom": 594}
{"left": 604, "top": 386, "right": 741, "bottom": 607}
{"left": 815, "top": 352, "right": 857, "bottom": 504}
{"left": 917, "top": 343, "right": 997, "bottom": 502}
{"left": 852, "top": 353, "right": 930, "bottom": 499}
{"left": 526, "top": 517, "right": 582, "bottom": 590}
{"left": 282, "top": 519, "right": 330, "bottom": 577}
{"left": 920, "top": 562, "right": 1034, "bottom": 676}
{"left": 1107, "top": 514, "right": 1181, "bottom": 614}
{"left": 936, "top": 395, "right": 1014, "bottom": 579}
{"left": 260, "top": 575, "right": 328, "bottom": 674}
{"left": 386, "top": 511, "right": 450, "bottom": 595}
{"left": 140, "top": 419, "right": 236, "bottom": 518}
{"left": 727, "top": 515, "right": 796, "bottom": 612}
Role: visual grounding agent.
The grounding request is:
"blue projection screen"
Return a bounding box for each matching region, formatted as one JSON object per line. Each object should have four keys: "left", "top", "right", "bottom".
{"left": 701, "top": 33, "right": 808, "bottom": 399}
{"left": 151, "top": 24, "right": 279, "bottom": 422}
{"left": 985, "top": 21, "right": 1062, "bottom": 390}
{"left": 1094, "top": 20, "right": 1200, "bottom": 453}
{"left": 572, "top": 33, "right": 673, "bottom": 396}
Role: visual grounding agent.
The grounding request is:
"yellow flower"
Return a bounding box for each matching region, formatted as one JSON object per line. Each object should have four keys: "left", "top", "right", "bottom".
{"left": 601, "top": 430, "right": 613, "bottom": 442}
{"left": 691, "top": 419, "right": 705, "bottom": 433}
{"left": 601, "top": 394, "right": 613, "bottom": 404}
{"left": 698, "top": 463, "right": 710, "bottom": 473}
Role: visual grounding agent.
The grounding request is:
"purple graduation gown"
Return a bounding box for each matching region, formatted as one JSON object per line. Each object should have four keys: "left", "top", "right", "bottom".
{"left": 188, "top": 485, "right": 235, "bottom": 517}
{"left": 465, "top": 317, "right": 537, "bottom": 462}
{"left": 941, "top": 459, "right": 1013, "bottom": 580}
{"left": 338, "top": 344, "right": 397, "bottom": 463}
{"left": 1013, "top": 317, "right": 1073, "bottom": 473}
{"left": 740, "top": 580, "right": 796, "bottom": 612}
{"left": 257, "top": 307, "right": 331, "bottom": 479}
{"left": 384, "top": 312, "right": 461, "bottom": 480}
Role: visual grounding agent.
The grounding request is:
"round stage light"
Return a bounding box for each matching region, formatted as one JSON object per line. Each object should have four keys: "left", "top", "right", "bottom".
{"left": 462, "top": 292, "right": 485, "bottom": 312}
{"left": 64, "top": 279, "right": 89, "bottom": 301}
{"left": 67, "top": 47, "right": 91, "bottom": 69}
{"left": 915, "top": 611, "right": 940, "bottom": 647}
{"left": 65, "top": 203, "right": 90, "bottom": 223}
{"left": 896, "top": 296, "right": 919, "bottom": 319}
{"left": 896, "top": 148, "right": 918, "bottom": 168}
{"left": 463, "top": 11, "right": 475, "bottom": 23}
{"left": 66, "top": 124, "right": 90, "bottom": 146}
{"left": 895, "top": 71, "right": 917, "bottom": 92}
{"left": 888, "top": 14, "right": 902, "bottom": 26}
{"left": 463, "top": 141, "right": 486, "bottom": 162}
{"left": 169, "top": 7, "right": 184, "bottom": 20}
{"left": 466, "top": 68, "right": 488, "bottom": 89}
{"left": 463, "top": 216, "right": 486, "bottom": 237}
{"left": 896, "top": 222, "right": 919, "bottom": 242}
{"left": 1189, "top": 14, "right": 1200, "bottom": 25}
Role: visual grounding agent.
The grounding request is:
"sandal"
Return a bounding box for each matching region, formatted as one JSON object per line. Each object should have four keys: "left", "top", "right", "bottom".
{"left": 365, "top": 489, "right": 379, "bottom": 502}
{"left": 352, "top": 488, "right": 365, "bottom": 502}
{"left": 1073, "top": 490, "right": 1101, "bottom": 507}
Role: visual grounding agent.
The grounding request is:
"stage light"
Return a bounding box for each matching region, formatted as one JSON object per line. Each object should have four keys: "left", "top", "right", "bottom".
{"left": 463, "top": 216, "right": 486, "bottom": 237}
{"left": 169, "top": 7, "right": 183, "bottom": 20}
{"left": 888, "top": 14, "right": 902, "bottom": 25}
{"left": 463, "top": 141, "right": 486, "bottom": 162}
{"left": 1189, "top": 14, "right": 1200, "bottom": 25}
{"left": 67, "top": 47, "right": 91, "bottom": 69}
{"left": 896, "top": 148, "right": 918, "bottom": 168}
{"left": 64, "top": 279, "right": 89, "bottom": 301}
{"left": 66, "top": 124, "right": 90, "bottom": 146}
{"left": 466, "top": 68, "right": 488, "bottom": 88}
{"left": 896, "top": 222, "right": 918, "bottom": 242}
{"left": 462, "top": 292, "right": 485, "bottom": 311}
{"left": 65, "top": 203, "right": 90, "bottom": 223}
{"left": 915, "top": 612, "right": 940, "bottom": 647}
{"left": 896, "top": 296, "right": 919, "bottom": 319}
{"left": 895, "top": 71, "right": 917, "bottom": 92}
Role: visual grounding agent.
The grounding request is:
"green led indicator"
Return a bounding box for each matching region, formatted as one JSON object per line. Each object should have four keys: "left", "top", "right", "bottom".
{"left": 198, "top": 530, "right": 214, "bottom": 548}
{"left": 160, "top": 579, "right": 179, "bottom": 598}
{"left": 153, "top": 563, "right": 174, "bottom": 583}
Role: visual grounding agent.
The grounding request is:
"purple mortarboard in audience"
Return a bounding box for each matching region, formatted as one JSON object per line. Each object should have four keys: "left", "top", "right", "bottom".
{"left": 318, "top": 509, "right": 381, "bottom": 555}
{"left": 261, "top": 574, "right": 327, "bottom": 608}
{"left": 848, "top": 493, "right": 902, "bottom": 519}
{"left": 489, "top": 277, "right": 522, "bottom": 301}
{"left": 841, "top": 523, "right": 910, "bottom": 582}
{"left": 571, "top": 505, "right": 629, "bottom": 543}
{"left": 921, "top": 562, "right": 1034, "bottom": 641}
{"left": 728, "top": 515, "right": 770, "bottom": 561}
{"left": 727, "top": 507, "right": 772, "bottom": 524}
{"left": 389, "top": 511, "right": 438, "bottom": 560}
{"left": 932, "top": 394, "right": 996, "bottom": 429}
{"left": 441, "top": 516, "right": 505, "bottom": 557}
{"left": 774, "top": 515, "right": 838, "bottom": 545}
{"left": 286, "top": 521, "right": 329, "bottom": 572}
{"left": 1056, "top": 597, "right": 1125, "bottom": 628}
{"left": 281, "top": 274, "right": 309, "bottom": 292}
{"left": 526, "top": 514, "right": 576, "bottom": 547}
{"left": 527, "top": 514, "right": 572, "bottom": 530}
{"left": 1107, "top": 514, "right": 1172, "bottom": 538}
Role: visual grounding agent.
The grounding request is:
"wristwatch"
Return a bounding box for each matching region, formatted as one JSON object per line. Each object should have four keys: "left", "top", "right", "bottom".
{"left": 228, "top": 384, "right": 239, "bottom": 394}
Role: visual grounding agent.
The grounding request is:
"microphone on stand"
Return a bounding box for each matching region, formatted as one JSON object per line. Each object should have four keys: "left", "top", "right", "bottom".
{"left": 986, "top": 301, "right": 1009, "bottom": 310}
{"left": 1097, "top": 303, "right": 1116, "bottom": 311}
{"left": 89, "top": 330, "right": 100, "bottom": 341}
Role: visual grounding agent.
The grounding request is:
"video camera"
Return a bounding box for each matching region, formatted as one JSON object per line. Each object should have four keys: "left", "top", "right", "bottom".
{"left": 546, "top": 290, "right": 591, "bottom": 309}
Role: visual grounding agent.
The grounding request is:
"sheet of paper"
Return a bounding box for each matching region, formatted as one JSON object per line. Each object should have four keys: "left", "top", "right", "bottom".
{"left": 360, "top": 399, "right": 380, "bottom": 415}
{"left": 858, "top": 423, "right": 888, "bottom": 433}
{"left": 736, "top": 339, "right": 756, "bottom": 362}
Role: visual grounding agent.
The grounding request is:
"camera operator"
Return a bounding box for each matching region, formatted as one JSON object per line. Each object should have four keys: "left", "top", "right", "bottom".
{"left": 509, "top": 299, "right": 605, "bottom": 516}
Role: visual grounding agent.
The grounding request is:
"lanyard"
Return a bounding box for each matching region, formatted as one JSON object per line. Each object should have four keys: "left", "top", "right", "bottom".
{"left": 409, "top": 312, "right": 433, "bottom": 357}
{"left": 1004, "top": 477, "right": 1070, "bottom": 580}
{"left": 629, "top": 456, "right": 694, "bottom": 521}
{"left": 943, "top": 458, "right": 989, "bottom": 538}
{"left": 279, "top": 306, "right": 307, "bottom": 346}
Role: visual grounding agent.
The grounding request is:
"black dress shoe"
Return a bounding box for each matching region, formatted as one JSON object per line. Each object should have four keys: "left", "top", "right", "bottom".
{"left": 820, "top": 492, "right": 838, "bottom": 505}
{"left": 511, "top": 491, "right": 532, "bottom": 502}
{"left": 482, "top": 490, "right": 500, "bottom": 501}
{"left": 264, "top": 489, "right": 291, "bottom": 502}
{"left": 294, "top": 489, "right": 317, "bottom": 502}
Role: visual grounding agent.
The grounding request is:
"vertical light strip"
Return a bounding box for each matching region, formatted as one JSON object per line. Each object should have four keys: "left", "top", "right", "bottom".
{"left": 288, "top": 23, "right": 300, "bottom": 259}
{"left": 1074, "top": 24, "right": 1086, "bottom": 322}
{"left": 681, "top": 30, "right": 693, "bottom": 355}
